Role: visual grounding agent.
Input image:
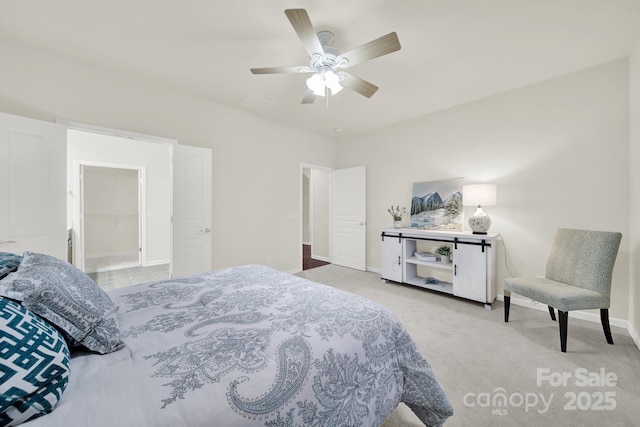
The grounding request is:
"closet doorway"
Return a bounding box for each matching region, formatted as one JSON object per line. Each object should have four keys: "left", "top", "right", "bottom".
{"left": 79, "top": 164, "right": 143, "bottom": 273}
{"left": 67, "top": 127, "right": 173, "bottom": 288}
{"left": 301, "top": 165, "right": 331, "bottom": 271}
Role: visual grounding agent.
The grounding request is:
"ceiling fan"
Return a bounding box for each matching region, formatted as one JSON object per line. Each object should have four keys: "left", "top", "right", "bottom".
{"left": 250, "top": 9, "right": 401, "bottom": 104}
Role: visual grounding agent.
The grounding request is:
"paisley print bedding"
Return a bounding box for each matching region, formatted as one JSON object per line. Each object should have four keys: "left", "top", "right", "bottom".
{"left": 24, "top": 265, "right": 452, "bottom": 426}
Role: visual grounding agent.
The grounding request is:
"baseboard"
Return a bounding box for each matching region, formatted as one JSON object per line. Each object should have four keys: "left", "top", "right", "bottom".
{"left": 367, "top": 266, "right": 381, "bottom": 274}
{"left": 628, "top": 322, "right": 640, "bottom": 351}
{"left": 498, "top": 294, "right": 640, "bottom": 352}
{"left": 145, "top": 259, "right": 170, "bottom": 267}
{"left": 311, "top": 255, "right": 330, "bottom": 263}
{"left": 84, "top": 250, "right": 138, "bottom": 260}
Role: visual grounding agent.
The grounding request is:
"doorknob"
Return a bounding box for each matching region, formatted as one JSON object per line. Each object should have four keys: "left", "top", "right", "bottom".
{"left": 202, "top": 228, "right": 211, "bottom": 233}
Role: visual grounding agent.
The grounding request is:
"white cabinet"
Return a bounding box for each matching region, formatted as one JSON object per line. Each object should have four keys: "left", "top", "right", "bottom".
{"left": 381, "top": 229, "right": 500, "bottom": 307}
{"left": 452, "top": 243, "right": 488, "bottom": 302}
{"left": 381, "top": 233, "right": 403, "bottom": 282}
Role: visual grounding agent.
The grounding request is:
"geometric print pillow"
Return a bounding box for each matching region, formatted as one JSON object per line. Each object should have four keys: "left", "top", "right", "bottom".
{"left": 0, "top": 297, "right": 70, "bottom": 426}
{"left": 0, "top": 252, "right": 124, "bottom": 354}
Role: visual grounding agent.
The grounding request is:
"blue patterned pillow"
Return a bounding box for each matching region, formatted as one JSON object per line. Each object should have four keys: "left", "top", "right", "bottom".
{"left": 0, "top": 297, "right": 70, "bottom": 426}
{"left": 0, "top": 252, "right": 22, "bottom": 280}
{"left": 0, "top": 252, "right": 124, "bottom": 354}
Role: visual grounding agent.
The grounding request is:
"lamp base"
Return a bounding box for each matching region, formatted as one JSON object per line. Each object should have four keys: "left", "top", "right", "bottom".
{"left": 468, "top": 206, "right": 492, "bottom": 234}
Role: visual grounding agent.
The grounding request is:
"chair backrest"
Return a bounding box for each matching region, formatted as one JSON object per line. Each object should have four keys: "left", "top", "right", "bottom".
{"left": 545, "top": 228, "right": 622, "bottom": 300}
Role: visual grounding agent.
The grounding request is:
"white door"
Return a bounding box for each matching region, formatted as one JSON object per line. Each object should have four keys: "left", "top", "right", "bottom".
{"left": 0, "top": 113, "right": 67, "bottom": 259}
{"left": 381, "top": 233, "right": 403, "bottom": 282}
{"left": 453, "top": 244, "right": 488, "bottom": 303}
{"left": 331, "top": 166, "right": 366, "bottom": 271}
{"left": 172, "top": 144, "right": 212, "bottom": 277}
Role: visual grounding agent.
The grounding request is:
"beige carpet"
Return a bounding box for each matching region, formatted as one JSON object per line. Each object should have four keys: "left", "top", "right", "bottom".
{"left": 297, "top": 264, "right": 640, "bottom": 427}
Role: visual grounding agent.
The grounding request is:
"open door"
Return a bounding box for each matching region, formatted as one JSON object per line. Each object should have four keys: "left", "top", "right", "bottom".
{"left": 331, "top": 166, "right": 366, "bottom": 271}
{"left": 0, "top": 113, "right": 67, "bottom": 259}
{"left": 172, "top": 144, "right": 212, "bottom": 277}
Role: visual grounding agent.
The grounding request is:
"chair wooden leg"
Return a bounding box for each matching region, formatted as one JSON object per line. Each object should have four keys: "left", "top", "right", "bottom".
{"left": 600, "top": 309, "right": 614, "bottom": 345}
{"left": 558, "top": 310, "right": 568, "bottom": 352}
{"left": 504, "top": 296, "right": 511, "bottom": 322}
{"left": 548, "top": 306, "right": 556, "bottom": 321}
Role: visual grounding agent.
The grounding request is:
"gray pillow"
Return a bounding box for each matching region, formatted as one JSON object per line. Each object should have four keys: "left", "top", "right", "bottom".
{"left": 0, "top": 251, "right": 22, "bottom": 280}
{"left": 0, "top": 252, "right": 124, "bottom": 354}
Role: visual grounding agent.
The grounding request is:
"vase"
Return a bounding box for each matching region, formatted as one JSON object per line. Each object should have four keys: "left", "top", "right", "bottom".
{"left": 440, "top": 255, "right": 450, "bottom": 264}
{"left": 393, "top": 220, "right": 402, "bottom": 229}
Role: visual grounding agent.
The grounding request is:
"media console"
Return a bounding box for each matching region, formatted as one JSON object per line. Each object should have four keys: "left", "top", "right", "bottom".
{"left": 381, "top": 228, "right": 500, "bottom": 308}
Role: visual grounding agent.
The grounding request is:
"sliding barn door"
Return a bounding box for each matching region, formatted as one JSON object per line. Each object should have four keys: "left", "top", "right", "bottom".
{"left": 0, "top": 112, "right": 67, "bottom": 260}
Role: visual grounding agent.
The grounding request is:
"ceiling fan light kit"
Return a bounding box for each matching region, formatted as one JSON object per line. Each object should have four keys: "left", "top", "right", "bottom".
{"left": 250, "top": 9, "right": 401, "bottom": 104}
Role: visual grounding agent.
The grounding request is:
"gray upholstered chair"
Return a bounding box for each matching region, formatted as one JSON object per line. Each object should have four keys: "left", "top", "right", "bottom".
{"left": 503, "top": 228, "right": 622, "bottom": 352}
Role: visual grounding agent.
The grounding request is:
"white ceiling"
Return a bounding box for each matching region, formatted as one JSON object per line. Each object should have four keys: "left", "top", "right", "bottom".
{"left": 1, "top": 0, "right": 639, "bottom": 139}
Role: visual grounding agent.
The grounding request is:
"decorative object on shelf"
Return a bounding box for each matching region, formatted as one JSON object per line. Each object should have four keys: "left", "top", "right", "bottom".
{"left": 435, "top": 246, "right": 451, "bottom": 264}
{"left": 410, "top": 178, "right": 463, "bottom": 231}
{"left": 462, "top": 184, "right": 497, "bottom": 234}
{"left": 424, "top": 277, "right": 440, "bottom": 285}
{"left": 414, "top": 251, "right": 437, "bottom": 262}
{"left": 387, "top": 205, "right": 407, "bottom": 228}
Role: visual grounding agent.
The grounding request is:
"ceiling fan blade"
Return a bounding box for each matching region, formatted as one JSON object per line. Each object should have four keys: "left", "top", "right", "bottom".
{"left": 337, "top": 32, "right": 401, "bottom": 68}
{"left": 285, "top": 9, "right": 324, "bottom": 57}
{"left": 251, "top": 66, "right": 312, "bottom": 75}
{"left": 301, "top": 90, "right": 316, "bottom": 104}
{"left": 339, "top": 72, "right": 379, "bottom": 98}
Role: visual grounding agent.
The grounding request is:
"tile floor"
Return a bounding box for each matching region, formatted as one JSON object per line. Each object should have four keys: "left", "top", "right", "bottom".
{"left": 88, "top": 263, "right": 170, "bottom": 290}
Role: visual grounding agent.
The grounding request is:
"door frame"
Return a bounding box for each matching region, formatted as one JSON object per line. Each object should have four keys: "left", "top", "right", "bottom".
{"left": 59, "top": 119, "right": 177, "bottom": 273}
{"left": 73, "top": 161, "right": 146, "bottom": 272}
{"left": 299, "top": 163, "right": 332, "bottom": 272}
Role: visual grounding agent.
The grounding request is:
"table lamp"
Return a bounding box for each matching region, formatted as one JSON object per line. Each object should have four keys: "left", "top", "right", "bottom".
{"left": 462, "top": 184, "right": 497, "bottom": 234}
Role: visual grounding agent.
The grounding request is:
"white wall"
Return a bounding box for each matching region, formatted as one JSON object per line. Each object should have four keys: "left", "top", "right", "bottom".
{"left": 0, "top": 39, "right": 336, "bottom": 273}
{"left": 630, "top": 36, "right": 640, "bottom": 336}
{"left": 67, "top": 131, "right": 172, "bottom": 266}
{"left": 337, "top": 59, "right": 631, "bottom": 320}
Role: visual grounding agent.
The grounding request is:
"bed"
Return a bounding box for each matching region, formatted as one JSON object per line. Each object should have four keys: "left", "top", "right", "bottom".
{"left": 0, "top": 252, "right": 453, "bottom": 427}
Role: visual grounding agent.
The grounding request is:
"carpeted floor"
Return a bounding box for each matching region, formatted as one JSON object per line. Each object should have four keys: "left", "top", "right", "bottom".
{"left": 297, "top": 264, "right": 640, "bottom": 427}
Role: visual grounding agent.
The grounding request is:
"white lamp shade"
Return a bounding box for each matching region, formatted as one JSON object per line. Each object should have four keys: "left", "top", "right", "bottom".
{"left": 462, "top": 184, "right": 497, "bottom": 207}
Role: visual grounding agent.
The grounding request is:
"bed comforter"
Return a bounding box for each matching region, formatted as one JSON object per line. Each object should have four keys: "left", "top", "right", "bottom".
{"left": 25, "top": 265, "right": 452, "bottom": 426}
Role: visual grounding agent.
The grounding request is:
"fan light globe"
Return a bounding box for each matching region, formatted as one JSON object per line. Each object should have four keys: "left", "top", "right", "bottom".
{"left": 324, "top": 71, "right": 343, "bottom": 95}
{"left": 306, "top": 70, "right": 343, "bottom": 97}
{"left": 306, "top": 74, "right": 325, "bottom": 96}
